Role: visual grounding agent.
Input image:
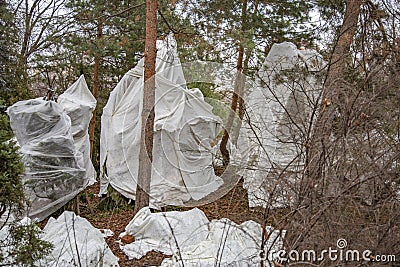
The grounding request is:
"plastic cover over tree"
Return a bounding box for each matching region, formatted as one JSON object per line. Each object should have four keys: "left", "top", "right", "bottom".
{"left": 7, "top": 75, "right": 96, "bottom": 220}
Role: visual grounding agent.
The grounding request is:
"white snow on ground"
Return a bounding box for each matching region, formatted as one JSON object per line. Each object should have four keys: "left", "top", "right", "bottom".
{"left": 120, "top": 207, "right": 285, "bottom": 266}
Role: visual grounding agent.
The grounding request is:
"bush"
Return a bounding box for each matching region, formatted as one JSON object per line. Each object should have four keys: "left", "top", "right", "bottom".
{"left": 0, "top": 113, "right": 53, "bottom": 266}
{"left": 0, "top": 113, "right": 24, "bottom": 217}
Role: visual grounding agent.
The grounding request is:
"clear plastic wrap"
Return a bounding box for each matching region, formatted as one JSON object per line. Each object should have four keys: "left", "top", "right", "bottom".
{"left": 7, "top": 77, "right": 96, "bottom": 220}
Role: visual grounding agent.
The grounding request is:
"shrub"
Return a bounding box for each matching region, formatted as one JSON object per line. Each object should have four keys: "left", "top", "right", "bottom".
{"left": 0, "top": 113, "right": 53, "bottom": 266}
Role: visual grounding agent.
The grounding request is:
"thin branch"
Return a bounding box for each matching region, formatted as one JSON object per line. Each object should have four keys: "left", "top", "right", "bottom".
{"left": 82, "top": 2, "right": 146, "bottom": 21}
{"left": 158, "top": 9, "right": 177, "bottom": 34}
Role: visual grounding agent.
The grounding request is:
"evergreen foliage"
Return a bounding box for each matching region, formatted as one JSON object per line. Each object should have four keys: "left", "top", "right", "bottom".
{"left": 0, "top": 114, "right": 53, "bottom": 266}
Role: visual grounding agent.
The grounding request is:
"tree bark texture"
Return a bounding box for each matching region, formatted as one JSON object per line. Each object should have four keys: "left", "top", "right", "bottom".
{"left": 306, "top": 0, "right": 362, "bottom": 185}
{"left": 89, "top": 16, "right": 103, "bottom": 158}
{"left": 220, "top": 0, "right": 248, "bottom": 166}
{"left": 134, "top": 0, "right": 157, "bottom": 214}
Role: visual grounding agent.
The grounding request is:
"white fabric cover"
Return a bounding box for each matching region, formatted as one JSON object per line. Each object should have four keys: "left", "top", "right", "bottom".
{"left": 7, "top": 99, "right": 87, "bottom": 221}
{"left": 40, "top": 211, "right": 119, "bottom": 267}
{"left": 240, "top": 42, "right": 326, "bottom": 208}
{"left": 58, "top": 75, "right": 97, "bottom": 184}
{"left": 119, "top": 207, "right": 210, "bottom": 259}
{"left": 162, "top": 220, "right": 285, "bottom": 267}
{"left": 99, "top": 34, "right": 223, "bottom": 207}
{"left": 119, "top": 207, "right": 285, "bottom": 266}
{"left": 0, "top": 213, "right": 118, "bottom": 266}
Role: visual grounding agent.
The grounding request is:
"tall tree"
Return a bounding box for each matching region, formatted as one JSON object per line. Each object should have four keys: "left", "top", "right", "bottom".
{"left": 307, "top": 0, "right": 363, "bottom": 184}
{"left": 220, "top": 0, "right": 248, "bottom": 166}
{"left": 0, "top": 0, "right": 32, "bottom": 104}
{"left": 59, "top": 0, "right": 147, "bottom": 168}
{"left": 13, "top": 0, "right": 71, "bottom": 92}
{"left": 134, "top": 0, "right": 157, "bottom": 213}
{"left": 0, "top": 0, "right": 16, "bottom": 104}
{"left": 179, "top": 0, "right": 312, "bottom": 64}
{"left": 88, "top": 11, "right": 103, "bottom": 158}
{"left": 179, "top": 0, "right": 312, "bottom": 167}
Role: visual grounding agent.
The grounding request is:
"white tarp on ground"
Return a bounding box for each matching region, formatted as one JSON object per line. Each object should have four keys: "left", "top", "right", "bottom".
{"left": 161, "top": 220, "right": 285, "bottom": 267}
{"left": 99, "top": 34, "right": 223, "bottom": 208}
{"left": 240, "top": 42, "right": 326, "bottom": 208}
{"left": 58, "top": 75, "right": 97, "bottom": 184}
{"left": 40, "top": 211, "right": 119, "bottom": 267}
{"left": 0, "top": 212, "right": 119, "bottom": 266}
{"left": 120, "top": 207, "right": 285, "bottom": 266}
{"left": 119, "top": 207, "right": 210, "bottom": 259}
{"left": 7, "top": 76, "right": 96, "bottom": 220}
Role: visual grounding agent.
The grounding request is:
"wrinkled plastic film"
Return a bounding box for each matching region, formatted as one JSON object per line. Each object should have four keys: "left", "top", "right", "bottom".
{"left": 7, "top": 75, "right": 97, "bottom": 221}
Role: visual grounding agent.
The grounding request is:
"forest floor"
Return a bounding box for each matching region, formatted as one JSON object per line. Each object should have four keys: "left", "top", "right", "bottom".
{"left": 51, "top": 177, "right": 269, "bottom": 267}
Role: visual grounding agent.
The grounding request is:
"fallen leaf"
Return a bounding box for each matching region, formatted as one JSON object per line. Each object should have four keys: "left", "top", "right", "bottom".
{"left": 121, "top": 234, "right": 135, "bottom": 244}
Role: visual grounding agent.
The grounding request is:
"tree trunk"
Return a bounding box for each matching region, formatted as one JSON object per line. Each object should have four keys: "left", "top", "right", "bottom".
{"left": 306, "top": 0, "right": 362, "bottom": 184}
{"left": 220, "top": 0, "right": 247, "bottom": 166}
{"left": 325, "top": 0, "right": 362, "bottom": 91}
{"left": 219, "top": 48, "right": 244, "bottom": 166}
{"left": 18, "top": 0, "right": 30, "bottom": 92}
{"left": 231, "top": 48, "right": 251, "bottom": 145}
{"left": 134, "top": 0, "right": 157, "bottom": 214}
{"left": 88, "top": 17, "right": 103, "bottom": 158}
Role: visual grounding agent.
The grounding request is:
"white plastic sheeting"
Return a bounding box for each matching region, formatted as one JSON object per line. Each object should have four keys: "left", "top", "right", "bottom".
{"left": 99, "top": 34, "right": 223, "bottom": 208}
{"left": 7, "top": 99, "right": 86, "bottom": 220}
{"left": 7, "top": 76, "right": 96, "bottom": 220}
{"left": 40, "top": 211, "right": 119, "bottom": 267}
{"left": 119, "top": 207, "right": 285, "bottom": 266}
{"left": 240, "top": 42, "right": 327, "bottom": 208}
{"left": 58, "top": 75, "right": 97, "bottom": 184}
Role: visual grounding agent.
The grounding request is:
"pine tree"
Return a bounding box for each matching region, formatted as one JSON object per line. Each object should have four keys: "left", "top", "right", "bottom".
{"left": 134, "top": 0, "right": 157, "bottom": 213}
{"left": 0, "top": 0, "right": 30, "bottom": 105}
{"left": 307, "top": 0, "right": 363, "bottom": 183}
{"left": 0, "top": 113, "right": 53, "bottom": 266}
{"left": 193, "top": 0, "right": 313, "bottom": 166}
